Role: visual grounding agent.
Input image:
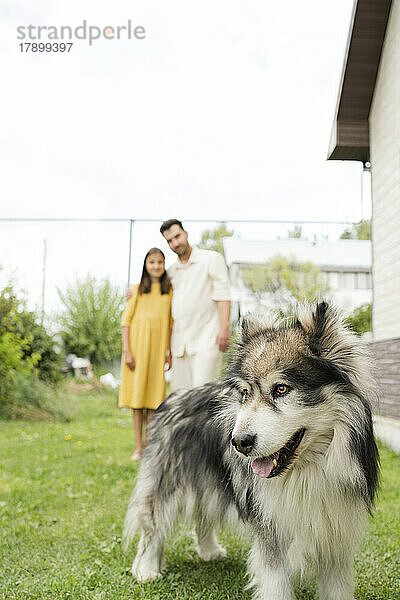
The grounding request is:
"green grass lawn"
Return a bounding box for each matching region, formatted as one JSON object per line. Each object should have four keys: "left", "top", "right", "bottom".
{"left": 0, "top": 387, "right": 399, "bottom": 600}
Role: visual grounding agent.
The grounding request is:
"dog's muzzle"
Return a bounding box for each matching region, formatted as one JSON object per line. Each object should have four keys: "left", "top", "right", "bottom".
{"left": 231, "top": 433, "right": 256, "bottom": 456}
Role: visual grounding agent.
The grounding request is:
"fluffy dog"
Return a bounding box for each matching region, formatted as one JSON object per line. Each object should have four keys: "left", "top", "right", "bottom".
{"left": 123, "top": 301, "right": 379, "bottom": 600}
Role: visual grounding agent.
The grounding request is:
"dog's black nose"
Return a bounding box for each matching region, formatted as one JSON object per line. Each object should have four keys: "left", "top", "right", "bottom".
{"left": 231, "top": 433, "right": 256, "bottom": 456}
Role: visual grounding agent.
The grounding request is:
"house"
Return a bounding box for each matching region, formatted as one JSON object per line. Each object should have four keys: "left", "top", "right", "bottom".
{"left": 328, "top": 0, "right": 400, "bottom": 417}
{"left": 222, "top": 237, "right": 371, "bottom": 320}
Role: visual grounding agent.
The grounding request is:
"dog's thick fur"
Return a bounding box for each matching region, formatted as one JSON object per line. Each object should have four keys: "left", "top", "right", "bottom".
{"left": 123, "top": 301, "right": 379, "bottom": 600}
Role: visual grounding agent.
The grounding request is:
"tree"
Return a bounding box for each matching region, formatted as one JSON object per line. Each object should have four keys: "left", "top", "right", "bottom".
{"left": 240, "top": 254, "right": 329, "bottom": 305}
{"left": 57, "top": 276, "right": 125, "bottom": 365}
{"left": 340, "top": 219, "right": 371, "bottom": 240}
{"left": 198, "top": 223, "right": 234, "bottom": 257}
{"left": 344, "top": 303, "right": 371, "bottom": 335}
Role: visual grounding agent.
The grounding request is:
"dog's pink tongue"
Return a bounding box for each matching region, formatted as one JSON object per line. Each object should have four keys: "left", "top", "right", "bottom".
{"left": 251, "top": 454, "right": 278, "bottom": 478}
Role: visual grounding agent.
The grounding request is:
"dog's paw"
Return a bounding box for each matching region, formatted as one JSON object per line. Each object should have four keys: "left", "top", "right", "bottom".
{"left": 196, "top": 543, "right": 227, "bottom": 562}
{"left": 131, "top": 563, "right": 163, "bottom": 582}
{"left": 131, "top": 557, "right": 163, "bottom": 582}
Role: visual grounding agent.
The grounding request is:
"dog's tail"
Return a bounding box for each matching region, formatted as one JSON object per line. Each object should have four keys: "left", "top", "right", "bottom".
{"left": 122, "top": 486, "right": 142, "bottom": 551}
{"left": 122, "top": 463, "right": 157, "bottom": 551}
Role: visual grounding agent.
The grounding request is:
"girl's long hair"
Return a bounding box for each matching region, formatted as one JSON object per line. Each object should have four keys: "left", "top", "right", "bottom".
{"left": 138, "top": 248, "right": 172, "bottom": 295}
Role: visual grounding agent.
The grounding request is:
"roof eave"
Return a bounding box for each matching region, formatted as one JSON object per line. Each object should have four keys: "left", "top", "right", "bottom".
{"left": 328, "top": 118, "right": 370, "bottom": 162}
{"left": 327, "top": 0, "right": 393, "bottom": 163}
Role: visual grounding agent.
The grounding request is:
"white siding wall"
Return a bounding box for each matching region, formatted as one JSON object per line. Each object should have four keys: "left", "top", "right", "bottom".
{"left": 369, "top": 0, "right": 400, "bottom": 342}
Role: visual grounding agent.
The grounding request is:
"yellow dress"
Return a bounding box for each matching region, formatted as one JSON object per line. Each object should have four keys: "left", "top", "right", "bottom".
{"left": 118, "top": 283, "right": 173, "bottom": 410}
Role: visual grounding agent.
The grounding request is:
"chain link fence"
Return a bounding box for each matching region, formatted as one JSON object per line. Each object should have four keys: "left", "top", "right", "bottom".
{"left": 0, "top": 217, "right": 355, "bottom": 319}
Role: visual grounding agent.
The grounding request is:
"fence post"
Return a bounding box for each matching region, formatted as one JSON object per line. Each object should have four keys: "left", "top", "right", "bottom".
{"left": 127, "top": 219, "right": 134, "bottom": 290}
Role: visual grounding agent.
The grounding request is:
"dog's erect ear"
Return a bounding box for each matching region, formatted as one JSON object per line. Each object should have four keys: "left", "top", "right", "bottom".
{"left": 297, "top": 300, "right": 341, "bottom": 357}
{"left": 297, "top": 299, "right": 371, "bottom": 391}
{"left": 309, "top": 301, "right": 331, "bottom": 356}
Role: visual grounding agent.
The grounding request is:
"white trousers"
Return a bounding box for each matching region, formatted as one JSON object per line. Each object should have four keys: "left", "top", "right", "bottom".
{"left": 171, "top": 347, "right": 223, "bottom": 392}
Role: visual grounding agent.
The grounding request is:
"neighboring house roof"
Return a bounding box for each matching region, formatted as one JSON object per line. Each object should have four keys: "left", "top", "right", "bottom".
{"left": 327, "top": 0, "right": 392, "bottom": 162}
{"left": 222, "top": 238, "right": 371, "bottom": 272}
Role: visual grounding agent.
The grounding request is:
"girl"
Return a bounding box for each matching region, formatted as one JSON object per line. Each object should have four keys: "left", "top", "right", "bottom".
{"left": 119, "top": 248, "right": 173, "bottom": 460}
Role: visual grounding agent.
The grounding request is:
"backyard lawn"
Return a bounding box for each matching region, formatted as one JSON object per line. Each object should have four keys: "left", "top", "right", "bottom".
{"left": 0, "top": 387, "right": 399, "bottom": 600}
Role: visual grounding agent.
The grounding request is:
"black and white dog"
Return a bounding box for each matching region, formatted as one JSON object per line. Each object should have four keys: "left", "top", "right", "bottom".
{"left": 123, "top": 301, "right": 379, "bottom": 600}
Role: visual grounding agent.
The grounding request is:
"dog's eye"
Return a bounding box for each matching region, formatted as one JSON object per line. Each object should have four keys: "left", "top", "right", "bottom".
{"left": 273, "top": 384, "right": 290, "bottom": 397}
{"left": 241, "top": 389, "right": 249, "bottom": 402}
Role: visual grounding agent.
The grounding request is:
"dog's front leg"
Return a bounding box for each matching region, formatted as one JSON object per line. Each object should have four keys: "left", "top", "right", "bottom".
{"left": 248, "top": 535, "right": 295, "bottom": 600}
{"left": 317, "top": 555, "right": 355, "bottom": 600}
{"left": 131, "top": 531, "right": 165, "bottom": 582}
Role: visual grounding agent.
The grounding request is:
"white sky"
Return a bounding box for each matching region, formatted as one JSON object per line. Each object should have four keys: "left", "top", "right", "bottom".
{"left": 0, "top": 0, "right": 371, "bottom": 316}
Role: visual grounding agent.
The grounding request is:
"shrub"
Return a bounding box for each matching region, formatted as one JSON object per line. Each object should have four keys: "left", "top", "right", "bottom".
{"left": 0, "top": 286, "right": 39, "bottom": 409}
{"left": 15, "top": 310, "right": 62, "bottom": 383}
{"left": 0, "top": 284, "right": 65, "bottom": 420}
{"left": 57, "top": 276, "right": 125, "bottom": 365}
{"left": 345, "top": 303, "right": 371, "bottom": 335}
{"left": 0, "top": 372, "right": 75, "bottom": 421}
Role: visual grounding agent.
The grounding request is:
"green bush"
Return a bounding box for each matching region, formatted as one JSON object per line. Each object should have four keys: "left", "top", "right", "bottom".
{"left": 0, "top": 284, "right": 66, "bottom": 420}
{"left": 15, "top": 309, "right": 62, "bottom": 383}
{"left": 0, "top": 286, "right": 39, "bottom": 408}
{"left": 345, "top": 303, "right": 371, "bottom": 335}
{"left": 0, "top": 285, "right": 61, "bottom": 383}
{"left": 0, "top": 372, "right": 74, "bottom": 421}
{"left": 57, "top": 275, "right": 125, "bottom": 365}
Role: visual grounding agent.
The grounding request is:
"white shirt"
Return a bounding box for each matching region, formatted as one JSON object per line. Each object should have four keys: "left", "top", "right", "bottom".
{"left": 168, "top": 246, "right": 231, "bottom": 357}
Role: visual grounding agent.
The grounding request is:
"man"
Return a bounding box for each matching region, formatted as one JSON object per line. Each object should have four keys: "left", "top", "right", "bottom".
{"left": 160, "top": 219, "right": 231, "bottom": 391}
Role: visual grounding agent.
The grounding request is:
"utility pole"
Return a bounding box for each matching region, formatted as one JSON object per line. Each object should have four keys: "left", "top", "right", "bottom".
{"left": 127, "top": 220, "right": 134, "bottom": 290}
{"left": 41, "top": 239, "right": 47, "bottom": 324}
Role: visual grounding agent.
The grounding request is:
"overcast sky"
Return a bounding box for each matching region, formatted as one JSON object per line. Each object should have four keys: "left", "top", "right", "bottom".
{"left": 0, "top": 0, "right": 370, "bottom": 314}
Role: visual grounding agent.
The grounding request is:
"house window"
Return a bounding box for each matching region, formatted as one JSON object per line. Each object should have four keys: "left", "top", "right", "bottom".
{"left": 343, "top": 272, "right": 356, "bottom": 289}
{"left": 356, "top": 272, "right": 368, "bottom": 289}
{"left": 328, "top": 272, "right": 339, "bottom": 289}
